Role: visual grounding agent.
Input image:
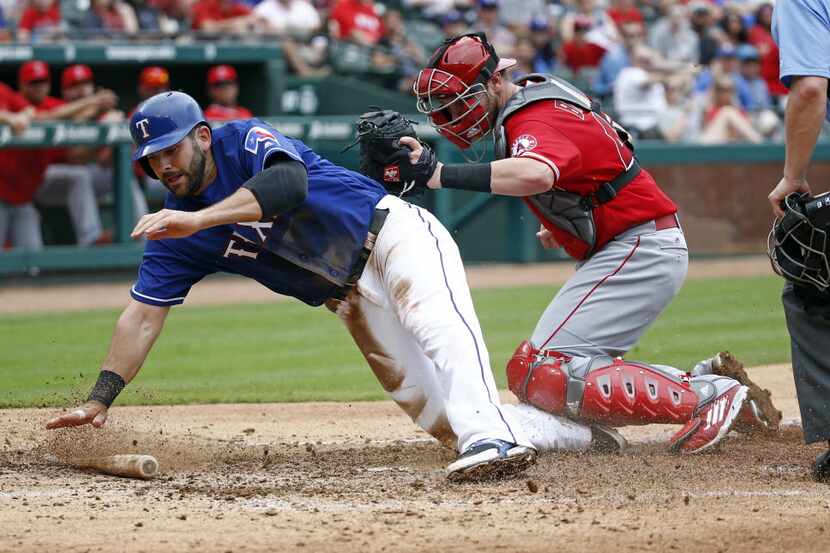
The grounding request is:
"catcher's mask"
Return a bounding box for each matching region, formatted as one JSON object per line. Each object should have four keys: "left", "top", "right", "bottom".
{"left": 768, "top": 192, "right": 830, "bottom": 291}
{"left": 413, "top": 32, "right": 516, "bottom": 149}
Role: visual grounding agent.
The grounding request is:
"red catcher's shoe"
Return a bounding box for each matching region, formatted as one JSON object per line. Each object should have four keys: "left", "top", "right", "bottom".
{"left": 670, "top": 377, "right": 748, "bottom": 454}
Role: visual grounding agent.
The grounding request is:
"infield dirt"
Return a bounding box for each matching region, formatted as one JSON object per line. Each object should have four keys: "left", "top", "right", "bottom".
{"left": 2, "top": 258, "right": 828, "bottom": 552}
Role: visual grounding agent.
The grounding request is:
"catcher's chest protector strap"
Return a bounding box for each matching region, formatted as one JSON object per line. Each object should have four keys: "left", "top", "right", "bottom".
{"left": 494, "top": 74, "right": 639, "bottom": 258}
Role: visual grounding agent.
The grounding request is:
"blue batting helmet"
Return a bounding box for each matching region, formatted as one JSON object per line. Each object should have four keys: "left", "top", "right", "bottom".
{"left": 130, "top": 91, "right": 208, "bottom": 179}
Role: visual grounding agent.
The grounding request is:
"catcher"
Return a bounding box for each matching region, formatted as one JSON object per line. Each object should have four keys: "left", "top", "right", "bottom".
{"left": 355, "top": 32, "right": 780, "bottom": 453}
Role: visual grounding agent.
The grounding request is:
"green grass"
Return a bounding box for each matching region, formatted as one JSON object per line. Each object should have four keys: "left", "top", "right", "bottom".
{"left": 0, "top": 275, "right": 790, "bottom": 408}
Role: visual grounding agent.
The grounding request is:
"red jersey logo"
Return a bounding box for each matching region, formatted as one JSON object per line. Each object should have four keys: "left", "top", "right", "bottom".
{"left": 384, "top": 164, "right": 400, "bottom": 182}
{"left": 511, "top": 134, "right": 538, "bottom": 157}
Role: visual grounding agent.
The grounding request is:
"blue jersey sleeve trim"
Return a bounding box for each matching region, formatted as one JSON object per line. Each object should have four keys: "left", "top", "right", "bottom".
{"left": 130, "top": 285, "right": 186, "bottom": 306}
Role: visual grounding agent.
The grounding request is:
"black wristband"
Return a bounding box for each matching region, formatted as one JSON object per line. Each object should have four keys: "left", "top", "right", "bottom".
{"left": 87, "top": 370, "right": 126, "bottom": 408}
{"left": 440, "top": 163, "right": 492, "bottom": 193}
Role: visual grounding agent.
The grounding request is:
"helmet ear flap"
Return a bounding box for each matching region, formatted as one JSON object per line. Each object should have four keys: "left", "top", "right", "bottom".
{"left": 139, "top": 158, "right": 158, "bottom": 180}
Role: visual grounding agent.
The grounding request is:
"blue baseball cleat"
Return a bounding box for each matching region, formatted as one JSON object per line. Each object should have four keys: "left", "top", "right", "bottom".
{"left": 446, "top": 439, "right": 537, "bottom": 482}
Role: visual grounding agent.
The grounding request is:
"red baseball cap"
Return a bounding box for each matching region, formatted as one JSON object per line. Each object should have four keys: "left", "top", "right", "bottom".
{"left": 207, "top": 65, "right": 238, "bottom": 86}
{"left": 61, "top": 64, "right": 94, "bottom": 90}
{"left": 139, "top": 66, "right": 170, "bottom": 88}
{"left": 19, "top": 60, "right": 51, "bottom": 86}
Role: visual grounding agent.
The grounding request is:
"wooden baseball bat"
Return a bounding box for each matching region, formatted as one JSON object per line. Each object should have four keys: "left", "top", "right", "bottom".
{"left": 72, "top": 454, "right": 159, "bottom": 479}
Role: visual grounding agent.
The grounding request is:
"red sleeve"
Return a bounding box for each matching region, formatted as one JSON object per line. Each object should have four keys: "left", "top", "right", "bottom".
{"left": 191, "top": 2, "right": 208, "bottom": 29}
{"left": 231, "top": 4, "right": 251, "bottom": 16}
{"left": 505, "top": 116, "right": 582, "bottom": 183}
{"left": 0, "top": 84, "right": 30, "bottom": 112}
{"left": 238, "top": 106, "right": 253, "bottom": 118}
{"left": 19, "top": 9, "right": 37, "bottom": 30}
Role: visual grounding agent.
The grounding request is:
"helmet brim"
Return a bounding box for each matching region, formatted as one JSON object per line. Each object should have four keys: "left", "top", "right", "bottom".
{"left": 496, "top": 58, "right": 517, "bottom": 73}
{"left": 132, "top": 127, "right": 192, "bottom": 162}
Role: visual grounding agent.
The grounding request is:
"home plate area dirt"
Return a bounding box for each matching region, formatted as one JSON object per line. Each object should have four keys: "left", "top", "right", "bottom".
{"left": 1, "top": 365, "right": 829, "bottom": 553}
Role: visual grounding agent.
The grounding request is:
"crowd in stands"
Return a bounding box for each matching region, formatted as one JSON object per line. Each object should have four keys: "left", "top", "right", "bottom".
{"left": 1, "top": 0, "right": 789, "bottom": 142}
{"left": 0, "top": 1, "right": 804, "bottom": 251}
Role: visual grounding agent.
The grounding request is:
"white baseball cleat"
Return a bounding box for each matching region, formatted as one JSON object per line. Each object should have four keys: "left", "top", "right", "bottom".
{"left": 446, "top": 439, "right": 537, "bottom": 482}
{"left": 669, "top": 376, "right": 748, "bottom": 454}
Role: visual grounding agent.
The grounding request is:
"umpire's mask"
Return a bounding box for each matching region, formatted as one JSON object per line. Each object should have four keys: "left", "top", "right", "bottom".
{"left": 768, "top": 192, "right": 830, "bottom": 291}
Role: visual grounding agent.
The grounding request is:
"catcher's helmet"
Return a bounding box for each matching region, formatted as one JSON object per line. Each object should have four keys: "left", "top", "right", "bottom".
{"left": 130, "top": 91, "right": 208, "bottom": 179}
{"left": 768, "top": 192, "right": 830, "bottom": 291}
{"left": 414, "top": 33, "right": 516, "bottom": 149}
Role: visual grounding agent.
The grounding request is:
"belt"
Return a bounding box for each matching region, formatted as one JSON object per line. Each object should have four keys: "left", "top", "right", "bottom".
{"left": 332, "top": 207, "right": 389, "bottom": 301}
{"left": 655, "top": 213, "right": 680, "bottom": 231}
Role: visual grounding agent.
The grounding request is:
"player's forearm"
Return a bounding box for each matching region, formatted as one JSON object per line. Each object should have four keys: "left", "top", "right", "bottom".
{"left": 101, "top": 300, "right": 169, "bottom": 385}
{"left": 783, "top": 76, "right": 828, "bottom": 180}
{"left": 196, "top": 187, "right": 263, "bottom": 229}
{"left": 432, "top": 157, "right": 554, "bottom": 196}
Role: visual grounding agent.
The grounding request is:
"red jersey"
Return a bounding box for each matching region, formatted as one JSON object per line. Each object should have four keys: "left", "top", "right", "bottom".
{"left": 19, "top": 4, "right": 61, "bottom": 32}
{"left": 330, "top": 0, "right": 384, "bottom": 44}
{"left": 191, "top": 0, "right": 251, "bottom": 30}
{"left": 0, "top": 83, "right": 29, "bottom": 112}
{"left": 204, "top": 103, "right": 253, "bottom": 121}
{"left": 748, "top": 25, "right": 788, "bottom": 97}
{"left": 0, "top": 95, "right": 67, "bottom": 205}
{"left": 606, "top": 7, "right": 643, "bottom": 27}
{"left": 504, "top": 100, "right": 677, "bottom": 260}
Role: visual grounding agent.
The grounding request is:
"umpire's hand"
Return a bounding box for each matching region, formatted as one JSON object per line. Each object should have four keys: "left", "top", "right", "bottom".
{"left": 769, "top": 176, "right": 811, "bottom": 217}
{"left": 45, "top": 401, "right": 109, "bottom": 429}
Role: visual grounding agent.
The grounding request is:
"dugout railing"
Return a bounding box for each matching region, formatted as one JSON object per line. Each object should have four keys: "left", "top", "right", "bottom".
{"left": 2, "top": 118, "right": 830, "bottom": 275}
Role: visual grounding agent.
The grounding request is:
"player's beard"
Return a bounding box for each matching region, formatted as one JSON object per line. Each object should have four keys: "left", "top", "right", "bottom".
{"left": 165, "top": 139, "right": 207, "bottom": 198}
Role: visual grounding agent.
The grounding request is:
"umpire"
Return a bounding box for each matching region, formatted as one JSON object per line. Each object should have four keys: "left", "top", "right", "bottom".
{"left": 769, "top": 0, "right": 830, "bottom": 482}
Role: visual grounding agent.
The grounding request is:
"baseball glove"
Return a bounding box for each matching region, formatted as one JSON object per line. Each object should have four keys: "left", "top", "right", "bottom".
{"left": 350, "top": 109, "right": 437, "bottom": 197}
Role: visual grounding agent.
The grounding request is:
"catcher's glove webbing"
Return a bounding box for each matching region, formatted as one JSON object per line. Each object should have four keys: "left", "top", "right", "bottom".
{"left": 349, "top": 109, "right": 437, "bottom": 197}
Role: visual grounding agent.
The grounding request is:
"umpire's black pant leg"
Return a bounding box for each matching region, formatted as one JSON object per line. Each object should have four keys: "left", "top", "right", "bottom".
{"left": 783, "top": 284, "right": 830, "bottom": 444}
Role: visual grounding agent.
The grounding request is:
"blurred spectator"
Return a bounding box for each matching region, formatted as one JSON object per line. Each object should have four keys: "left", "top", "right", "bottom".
{"left": 592, "top": 21, "right": 644, "bottom": 99}
{"left": 719, "top": 8, "right": 749, "bottom": 47}
{"left": 18, "top": 0, "right": 62, "bottom": 42}
{"left": 507, "top": 37, "right": 537, "bottom": 80}
{"left": 0, "top": 83, "right": 32, "bottom": 134}
{"left": 440, "top": 9, "right": 468, "bottom": 39}
{"left": 747, "top": 2, "right": 788, "bottom": 99}
{"left": 699, "top": 75, "right": 762, "bottom": 144}
{"left": 0, "top": 4, "right": 10, "bottom": 43}
{"left": 648, "top": 3, "right": 698, "bottom": 65}
{"left": 527, "top": 15, "right": 560, "bottom": 74}
{"left": 204, "top": 64, "right": 254, "bottom": 121}
{"left": 694, "top": 46, "right": 740, "bottom": 97}
{"left": 145, "top": 0, "right": 190, "bottom": 33}
{"left": 59, "top": 64, "right": 149, "bottom": 230}
{"left": 329, "top": 0, "right": 384, "bottom": 46}
{"left": 606, "top": 0, "right": 643, "bottom": 27}
{"left": 733, "top": 44, "right": 771, "bottom": 112}
{"left": 124, "top": 0, "right": 164, "bottom": 31}
{"left": 137, "top": 66, "right": 170, "bottom": 102}
{"left": 254, "top": 0, "right": 321, "bottom": 36}
{"left": 562, "top": 15, "right": 606, "bottom": 72}
{"left": 191, "top": 0, "right": 261, "bottom": 33}
{"left": 471, "top": 0, "right": 516, "bottom": 57}
{"left": 17, "top": 61, "right": 119, "bottom": 247}
{"left": 657, "top": 73, "right": 695, "bottom": 143}
{"left": 496, "top": 0, "right": 547, "bottom": 30}
{"left": 561, "top": 0, "right": 619, "bottom": 49}
{"left": 689, "top": 2, "right": 719, "bottom": 66}
{"left": 79, "top": 0, "right": 139, "bottom": 35}
{"left": 401, "top": 0, "right": 473, "bottom": 21}
{"left": 613, "top": 46, "right": 667, "bottom": 139}
{"left": 373, "top": 9, "right": 427, "bottom": 93}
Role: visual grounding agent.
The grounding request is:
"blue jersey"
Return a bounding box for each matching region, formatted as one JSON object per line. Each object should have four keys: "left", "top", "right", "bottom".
{"left": 131, "top": 119, "right": 387, "bottom": 307}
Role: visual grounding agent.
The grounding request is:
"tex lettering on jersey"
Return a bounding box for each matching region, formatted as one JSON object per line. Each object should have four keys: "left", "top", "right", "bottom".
{"left": 222, "top": 221, "right": 273, "bottom": 260}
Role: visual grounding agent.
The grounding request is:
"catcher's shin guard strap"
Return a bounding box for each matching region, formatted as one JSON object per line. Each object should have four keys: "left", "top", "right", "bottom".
{"left": 87, "top": 370, "right": 126, "bottom": 408}
{"left": 440, "top": 163, "right": 492, "bottom": 193}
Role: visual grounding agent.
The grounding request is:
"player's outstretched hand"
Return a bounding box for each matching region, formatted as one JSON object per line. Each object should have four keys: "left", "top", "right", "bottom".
{"left": 131, "top": 209, "right": 202, "bottom": 240}
{"left": 398, "top": 136, "right": 442, "bottom": 189}
{"left": 46, "top": 401, "right": 109, "bottom": 430}
{"left": 769, "top": 176, "right": 810, "bottom": 217}
{"left": 537, "top": 225, "right": 561, "bottom": 249}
